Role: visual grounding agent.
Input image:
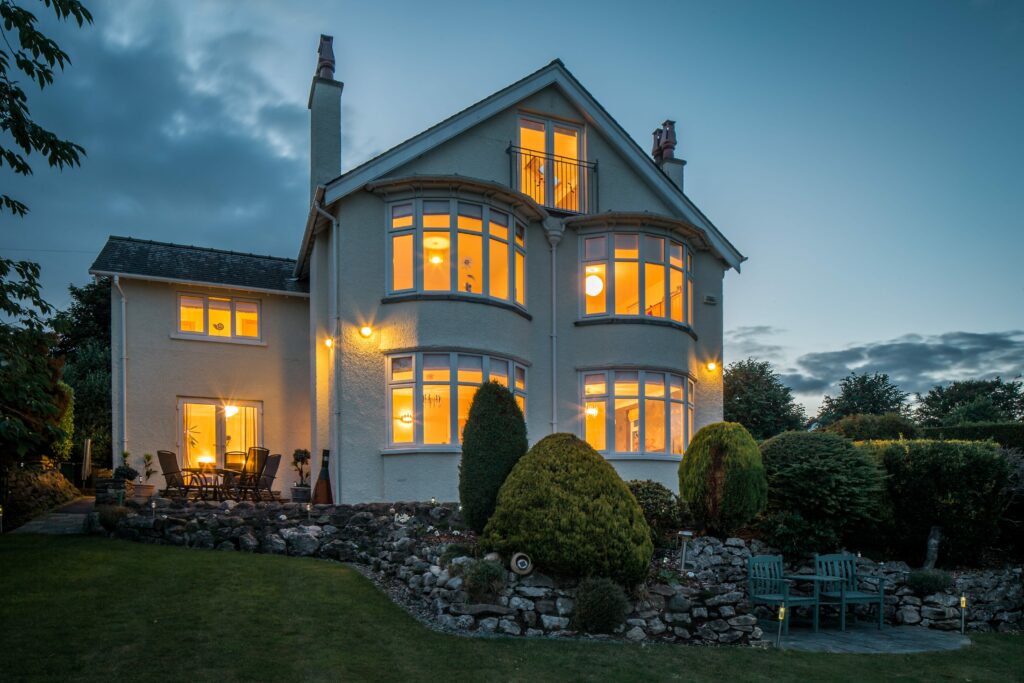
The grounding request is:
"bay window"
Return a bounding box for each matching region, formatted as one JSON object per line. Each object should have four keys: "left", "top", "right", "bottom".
{"left": 388, "top": 198, "right": 526, "bottom": 307}
{"left": 388, "top": 352, "right": 527, "bottom": 447}
{"left": 581, "top": 233, "right": 693, "bottom": 325}
{"left": 177, "top": 294, "right": 260, "bottom": 340}
{"left": 582, "top": 369, "right": 694, "bottom": 456}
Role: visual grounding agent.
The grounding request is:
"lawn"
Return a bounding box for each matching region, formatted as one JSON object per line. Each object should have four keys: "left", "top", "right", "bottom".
{"left": 0, "top": 536, "right": 1020, "bottom": 683}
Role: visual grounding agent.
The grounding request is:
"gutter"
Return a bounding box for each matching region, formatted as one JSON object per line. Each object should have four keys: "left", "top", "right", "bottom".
{"left": 113, "top": 276, "right": 128, "bottom": 459}
{"left": 544, "top": 218, "right": 564, "bottom": 434}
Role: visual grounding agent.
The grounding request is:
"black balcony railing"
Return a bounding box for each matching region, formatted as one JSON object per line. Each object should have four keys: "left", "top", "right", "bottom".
{"left": 508, "top": 145, "right": 597, "bottom": 214}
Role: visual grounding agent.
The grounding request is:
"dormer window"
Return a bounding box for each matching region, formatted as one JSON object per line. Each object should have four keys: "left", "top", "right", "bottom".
{"left": 512, "top": 116, "right": 595, "bottom": 213}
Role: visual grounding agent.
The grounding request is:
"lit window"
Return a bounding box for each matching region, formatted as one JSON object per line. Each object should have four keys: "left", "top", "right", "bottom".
{"left": 581, "top": 369, "right": 694, "bottom": 456}
{"left": 181, "top": 399, "right": 261, "bottom": 468}
{"left": 387, "top": 352, "right": 526, "bottom": 447}
{"left": 516, "top": 117, "right": 588, "bottom": 212}
{"left": 387, "top": 199, "right": 526, "bottom": 308}
{"left": 177, "top": 294, "right": 260, "bottom": 341}
{"left": 581, "top": 232, "right": 692, "bottom": 325}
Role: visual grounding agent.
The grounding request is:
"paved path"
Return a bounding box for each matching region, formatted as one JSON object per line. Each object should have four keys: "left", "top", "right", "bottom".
{"left": 10, "top": 497, "right": 94, "bottom": 535}
{"left": 776, "top": 620, "right": 970, "bottom": 653}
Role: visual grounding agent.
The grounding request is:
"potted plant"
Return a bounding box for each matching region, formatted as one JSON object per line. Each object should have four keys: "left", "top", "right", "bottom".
{"left": 132, "top": 453, "right": 158, "bottom": 499}
{"left": 291, "top": 449, "right": 311, "bottom": 502}
{"left": 112, "top": 451, "right": 139, "bottom": 503}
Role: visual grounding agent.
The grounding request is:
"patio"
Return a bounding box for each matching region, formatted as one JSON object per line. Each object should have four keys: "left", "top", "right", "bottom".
{"left": 778, "top": 620, "right": 971, "bottom": 654}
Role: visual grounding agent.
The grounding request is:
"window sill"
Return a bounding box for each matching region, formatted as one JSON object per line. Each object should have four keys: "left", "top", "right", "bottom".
{"left": 574, "top": 317, "right": 697, "bottom": 340}
{"left": 382, "top": 293, "right": 532, "bottom": 320}
{"left": 602, "top": 453, "right": 683, "bottom": 463}
{"left": 169, "top": 333, "right": 267, "bottom": 347}
{"left": 380, "top": 446, "right": 462, "bottom": 456}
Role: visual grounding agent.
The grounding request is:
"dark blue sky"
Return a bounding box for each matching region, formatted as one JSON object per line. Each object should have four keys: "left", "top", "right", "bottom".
{"left": 3, "top": 0, "right": 1022, "bottom": 412}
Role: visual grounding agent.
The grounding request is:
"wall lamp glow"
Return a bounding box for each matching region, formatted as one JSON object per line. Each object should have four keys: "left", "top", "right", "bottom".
{"left": 359, "top": 325, "right": 373, "bottom": 338}
{"left": 706, "top": 361, "right": 717, "bottom": 372}
{"left": 324, "top": 338, "right": 333, "bottom": 348}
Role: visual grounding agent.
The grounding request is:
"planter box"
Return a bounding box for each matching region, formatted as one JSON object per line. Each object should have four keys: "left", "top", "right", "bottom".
{"left": 291, "top": 485, "right": 311, "bottom": 503}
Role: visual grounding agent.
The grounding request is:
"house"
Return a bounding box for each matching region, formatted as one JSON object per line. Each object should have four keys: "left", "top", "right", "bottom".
{"left": 90, "top": 35, "right": 745, "bottom": 502}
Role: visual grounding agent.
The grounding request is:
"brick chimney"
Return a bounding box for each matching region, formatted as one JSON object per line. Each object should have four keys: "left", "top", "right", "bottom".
{"left": 652, "top": 120, "right": 686, "bottom": 191}
{"left": 308, "top": 35, "right": 343, "bottom": 199}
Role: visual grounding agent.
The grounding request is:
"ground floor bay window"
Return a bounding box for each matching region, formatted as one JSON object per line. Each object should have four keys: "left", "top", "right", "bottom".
{"left": 581, "top": 370, "right": 693, "bottom": 456}
{"left": 178, "top": 398, "right": 262, "bottom": 468}
{"left": 387, "top": 352, "right": 526, "bottom": 448}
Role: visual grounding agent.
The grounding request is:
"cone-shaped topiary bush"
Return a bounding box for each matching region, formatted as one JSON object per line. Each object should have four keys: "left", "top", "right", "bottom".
{"left": 458, "top": 381, "right": 528, "bottom": 533}
{"left": 482, "top": 433, "right": 653, "bottom": 585}
{"left": 679, "top": 422, "right": 766, "bottom": 536}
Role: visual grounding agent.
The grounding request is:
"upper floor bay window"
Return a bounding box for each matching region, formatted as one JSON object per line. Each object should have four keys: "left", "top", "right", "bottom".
{"left": 389, "top": 199, "right": 526, "bottom": 307}
{"left": 582, "top": 370, "right": 694, "bottom": 457}
{"left": 581, "top": 233, "right": 693, "bottom": 326}
{"left": 178, "top": 294, "right": 260, "bottom": 340}
{"left": 513, "top": 116, "right": 595, "bottom": 213}
{"left": 387, "top": 352, "right": 526, "bottom": 447}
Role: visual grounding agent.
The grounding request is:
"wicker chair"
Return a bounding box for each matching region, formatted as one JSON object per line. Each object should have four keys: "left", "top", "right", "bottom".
{"left": 157, "top": 450, "right": 193, "bottom": 498}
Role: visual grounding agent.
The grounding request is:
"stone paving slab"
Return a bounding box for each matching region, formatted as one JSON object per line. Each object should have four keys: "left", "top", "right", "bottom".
{"left": 10, "top": 497, "right": 94, "bottom": 535}
{"left": 774, "top": 620, "right": 970, "bottom": 654}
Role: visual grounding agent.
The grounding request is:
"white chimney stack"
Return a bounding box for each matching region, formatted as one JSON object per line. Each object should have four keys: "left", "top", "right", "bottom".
{"left": 308, "top": 35, "right": 343, "bottom": 199}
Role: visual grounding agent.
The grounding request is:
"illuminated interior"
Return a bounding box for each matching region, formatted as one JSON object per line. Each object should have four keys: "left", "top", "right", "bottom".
{"left": 179, "top": 296, "right": 204, "bottom": 332}
{"left": 181, "top": 401, "right": 260, "bottom": 467}
{"left": 392, "top": 233, "right": 413, "bottom": 291}
{"left": 518, "top": 118, "right": 582, "bottom": 211}
{"left": 582, "top": 370, "right": 693, "bottom": 455}
{"left": 519, "top": 119, "right": 547, "bottom": 205}
{"left": 235, "top": 302, "right": 259, "bottom": 337}
{"left": 208, "top": 298, "right": 231, "bottom": 337}
{"left": 178, "top": 294, "right": 261, "bottom": 339}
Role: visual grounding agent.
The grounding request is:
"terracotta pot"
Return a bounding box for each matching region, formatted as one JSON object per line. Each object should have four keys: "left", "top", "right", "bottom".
{"left": 132, "top": 483, "right": 156, "bottom": 499}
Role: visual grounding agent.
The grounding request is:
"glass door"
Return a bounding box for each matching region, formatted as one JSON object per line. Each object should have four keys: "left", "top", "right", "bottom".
{"left": 178, "top": 399, "right": 262, "bottom": 468}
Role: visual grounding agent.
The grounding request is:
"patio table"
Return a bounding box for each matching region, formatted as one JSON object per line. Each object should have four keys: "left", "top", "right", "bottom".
{"left": 784, "top": 575, "right": 834, "bottom": 629}
{"left": 183, "top": 467, "right": 225, "bottom": 500}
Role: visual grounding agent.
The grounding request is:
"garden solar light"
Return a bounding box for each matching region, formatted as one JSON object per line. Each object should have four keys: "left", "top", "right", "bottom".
{"left": 430, "top": 496, "right": 437, "bottom": 505}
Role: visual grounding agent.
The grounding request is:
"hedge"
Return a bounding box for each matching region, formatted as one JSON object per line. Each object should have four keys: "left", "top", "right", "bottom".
{"left": 824, "top": 413, "right": 919, "bottom": 441}
{"left": 919, "top": 422, "right": 1024, "bottom": 451}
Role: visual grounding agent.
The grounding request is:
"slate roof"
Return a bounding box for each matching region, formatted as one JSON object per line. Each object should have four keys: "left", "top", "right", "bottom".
{"left": 90, "top": 236, "right": 309, "bottom": 295}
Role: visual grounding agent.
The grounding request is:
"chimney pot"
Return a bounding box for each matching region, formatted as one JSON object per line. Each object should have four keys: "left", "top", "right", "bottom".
{"left": 651, "top": 128, "right": 664, "bottom": 165}
{"left": 316, "top": 35, "right": 336, "bottom": 80}
{"left": 309, "top": 35, "right": 343, "bottom": 198}
{"left": 659, "top": 120, "right": 677, "bottom": 161}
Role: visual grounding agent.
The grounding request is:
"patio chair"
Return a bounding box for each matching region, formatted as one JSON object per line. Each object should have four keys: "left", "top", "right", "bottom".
{"left": 157, "top": 450, "right": 193, "bottom": 498}
{"left": 257, "top": 454, "right": 282, "bottom": 500}
{"left": 236, "top": 447, "right": 270, "bottom": 501}
{"left": 748, "top": 555, "right": 819, "bottom": 634}
{"left": 815, "top": 553, "right": 886, "bottom": 631}
{"left": 224, "top": 450, "right": 247, "bottom": 470}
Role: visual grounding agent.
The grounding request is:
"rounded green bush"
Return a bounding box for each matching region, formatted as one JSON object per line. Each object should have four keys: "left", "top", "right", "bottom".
{"left": 824, "top": 413, "right": 919, "bottom": 441}
{"left": 571, "top": 577, "right": 629, "bottom": 634}
{"left": 626, "top": 479, "right": 684, "bottom": 545}
{"left": 759, "top": 431, "right": 884, "bottom": 556}
{"left": 482, "top": 433, "right": 653, "bottom": 585}
{"left": 678, "top": 422, "right": 766, "bottom": 536}
{"left": 458, "top": 381, "right": 528, "bottom": 533}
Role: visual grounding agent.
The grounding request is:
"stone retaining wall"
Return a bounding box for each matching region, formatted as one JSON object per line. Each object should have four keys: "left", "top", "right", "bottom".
{"left": 103, "top": 499, "right": 1022, "bottom": 641}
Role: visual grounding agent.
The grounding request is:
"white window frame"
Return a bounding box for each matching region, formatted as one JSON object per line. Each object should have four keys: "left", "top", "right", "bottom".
{"left": 175, "top": 397, "right": 264, "bottom": 469}
{"left": 516, "top": 114, "right": 585, "bottom": 212}
{"left": 386, "top": 351, "right": 527, "bottom": 448}
{"left": 175, "top": 293, "right": 262, "bottom": 342}
{"left": 579, "top": 230, "right": 693, "bottom": 326}
{"left": 386, "top": 198, "right": 527, "bottom": 309}
{"left": 579, "top": 369, "right": 694, "bottom": 460}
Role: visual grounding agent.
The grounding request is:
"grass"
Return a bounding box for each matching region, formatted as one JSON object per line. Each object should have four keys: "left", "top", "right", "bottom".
{"left": 0, "top": 536, "right": 1020, "bottom": 683}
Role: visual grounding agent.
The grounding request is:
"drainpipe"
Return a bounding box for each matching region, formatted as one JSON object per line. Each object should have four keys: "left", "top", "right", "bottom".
{"left": 314, "top": 202, "right": 341, "bottom": 499}
{"left": 544, "top": 218, "right": 564, "bottom": 434}
{"left": 113, "top": 276, "right": 128, "bottom": 459}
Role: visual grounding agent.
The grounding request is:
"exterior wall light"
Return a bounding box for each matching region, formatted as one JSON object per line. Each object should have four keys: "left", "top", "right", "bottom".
{"left": 706, "top": 361, "right": 717, "bottom": 372}
{"left": 324, "top": 338, "right": 333, "bottom": 348}
{"left": 359, "top": 325, "right": 373, "bottom": 338}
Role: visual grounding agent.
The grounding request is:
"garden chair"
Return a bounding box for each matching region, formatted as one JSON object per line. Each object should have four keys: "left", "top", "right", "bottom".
{"left": 815, "top": 553, "right": 886, "bottom": 631}
{"left": 157, "top": 450, "right": 193, "bottom": 498}
{"left": 748, "top": 555, "right": 819, "bottom": 634}
{"left": 257, "top": 454, "right": 282, "bottom": 500}
{"left": 236, "top": 447, "right": 270, "bottom": 501}
{"left": 224, "top": 450, "right": 247, "bottom": 470}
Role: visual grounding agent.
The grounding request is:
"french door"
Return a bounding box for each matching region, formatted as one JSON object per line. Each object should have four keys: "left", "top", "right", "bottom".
{"left": 177, "top": 398, "right": 262, "bottom": 468}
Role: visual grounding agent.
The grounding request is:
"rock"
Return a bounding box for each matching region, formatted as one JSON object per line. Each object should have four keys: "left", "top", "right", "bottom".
{"left": 519, "top": 572, "right": 556, "bottom": 588}
{"left": 280, "top": 527, "right": 320, "bottom": 556}
{"left": 541, "top": 615, "right": 570, "bottom": 631}
{"left": 449, "top": 603, "right": 514, "bottom": 617}
{"left": 262, "top": 533, "right": 286, "bottom": 554}
{"left": 516, "top": 586, "right": 551, "bottom": 598}
{"left": 499, "top": 619, "right": 521, "bottom": 635}
{"left": 718, "top": 605, "right": 736, "bottom": 618}
{"left": 450, "top": 556, "right": 475, "bottom": 570}
{"left": 646, "top": 618, "right": 667, "bottom": 635}
{"left": 718, "top": 630, "right": 743, "bottom": 644}
{"left": 896, "top": 606, "right": 921, "bottom": 625}
{"left": 706, "top": 591, "right": 744, "bottom": 607}
{"left": 556, "top": 597, "right": 575, "bottom": 617}
{"left": 649, "top": 583, "right": 676, "bottom": 597}
{"left": 446, "top": 577, "right": 464, "bottom": 591}
{"left": 216, "top": 540, "right": 235, "bottom": 551}
{"left": 534, "top": 600, "right": 556, "bottom": 614}
{"left": 238, "top": 532, "right": 258, "bottom": 552}
{"left": 220, "top": 500, "right": 237, "bottom": 511}
{"left": 725, "top": 537, "right": 745, "bottom": 548}
{"left": 455, "top": 615, "right": 475, "bottom": 629}
{"left": 509, "top": 596, "right": 535, "bottom": 612}
{"left": 924, "top": 593, "right": 959, "bottom": 608}
{"left": 922, "top": 606, "right": 957, "bottom": 621}
{"left": 667, "top": 595, "right": 692, "bottom": 612}
{"left": 708, "top": 619, "right": 730, "bottom": 632}
{"left": 525, "top": 628, "right": 545, "bottom": 637}
{"left": 727, "top": 615, "right": 757, "bottom": 628}
{"left": 692, "top": 607, "right": 708, "bottom": 619}
{"left": 478, "top": 617, "right": 499, "bottom": 633}
{"left": 625, "top": 626, "right": 647, "bottom": 641}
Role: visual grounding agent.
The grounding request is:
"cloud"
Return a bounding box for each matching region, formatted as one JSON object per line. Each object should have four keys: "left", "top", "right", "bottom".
{"left": 725, "top": 325, "right": 786, "bottom": 360}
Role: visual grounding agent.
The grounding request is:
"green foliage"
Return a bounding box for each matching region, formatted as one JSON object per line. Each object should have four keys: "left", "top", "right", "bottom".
{"left": 824, "top": 412, "right": 919, "bottom": 441}
{"left": 141, "top": 453, "right": 156, "bottom": 482}
{"left": 463, "top": 560, "right": 505, "bottom": 602}
{"left": 48, "top": 381, "right": 74, "bottom": 461}
{"left": 723, "top": 358, "right": 806, "bottom": 440}
{"left": 458, "top": 382, "right": 528, "bottom": 533}
{"left": 919, "top": 422, "right": 1024, "bottom": 451}
{"left": 758, "top": 432, "right": 884, "bottom": 556}
{"left": 915, "top": 378, "right": 1024, "bottom": 427}
{"left": 482, "top": 433, "right": 653, "bottom": 585}
{"left": 112, "top": 451, "right": 137, "bottom": 482}
{"left": 678, "top": 422, "right": 766, "bottom": 536}
{"left": 858, "top": 439, "right": 1010, "bottom": 565}
{"left": 439, "top": 542, "right": 478, "bottom": 566}
{"left": 817, "top": 372, "right": 909, "bottom": 425}
{"left": 571, "top": 577, "right": 629, "bottom": 634}
{"left": 0, "top": 0, "right": 93, "bottom": 216}
{"left": 626, "top": 479, "right": 683, "bottom": 546}
{"left": 96, "top": 505, "right": 128, "bottom": 532}
{"left": 292, "top": 449, "right": 310, "bottom": 485}
{"left": 906, "top": 569, "right": 953, "bottom": 595}
{"left": 0, "top": 259, "right": 67, "bottom": 469}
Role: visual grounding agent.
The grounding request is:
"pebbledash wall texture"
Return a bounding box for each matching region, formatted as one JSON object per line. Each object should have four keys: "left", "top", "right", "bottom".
{"left": 101, "top": 499, "right": 1023, "bottom": 642}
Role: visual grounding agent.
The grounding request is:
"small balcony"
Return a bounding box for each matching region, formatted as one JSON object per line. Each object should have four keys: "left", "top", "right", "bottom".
{"left": 508, "top": 145, "right": 597, "bottom": 214}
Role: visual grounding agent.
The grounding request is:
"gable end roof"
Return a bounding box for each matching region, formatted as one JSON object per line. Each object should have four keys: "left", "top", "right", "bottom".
{"left": 90, "top": 236, "right": 309, "bottom": 296}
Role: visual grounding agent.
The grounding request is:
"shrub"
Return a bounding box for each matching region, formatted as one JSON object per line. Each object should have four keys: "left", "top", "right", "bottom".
{"left": 824, "top": 413, "right": 919, "bottom": 441}
{"left": 571, "top": 577, "right": 629, "bottom": 634}
{"left": 906, "top": 569, "right": 953, "bottom": 595}
{"left": 50, "top": 381, "right": 75, "bottom": 461}
{"left": 758, "top": 432, "right": 884, "bottom": 556}
{"left": 112, "top": 452, "right": 138, "bottom": 481}
{"left": 859, "top": 439, "right": 1010, "bottom": 565}
{"left": 919, "top": 422, "right": 1024, "bottom": 451}
{"left": 464, "top": 560, "right": 505, "bottom": 602}
{"left": 97, "top": 505, "right": 129, "bottom": 532}
{"left": 459, "top": 382, "right": 528, "bottom": 533}
{"left": 482, "top": 433, "right": 652, "bottom": 585}
{"left": 626, "top": 479, "right": 684, "bottom": 546}
{"left": 678, "top": 422, "right": 766, "bottom": 536}
{"left": 439, "top": 542, "right": 478, "bottom": 566}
